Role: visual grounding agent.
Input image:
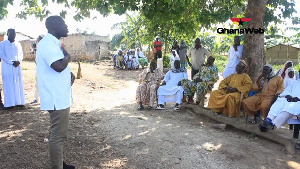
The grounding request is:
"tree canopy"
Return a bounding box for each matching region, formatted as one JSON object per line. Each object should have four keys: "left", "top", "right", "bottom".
{"left": 1, "top": 0, "right": 298, "bottom": 50}
{"left": 1, "top": 0, "right": 299, "bottom": 81}
{"left": 0, "top": 0, "right": 297, "bottom": 26}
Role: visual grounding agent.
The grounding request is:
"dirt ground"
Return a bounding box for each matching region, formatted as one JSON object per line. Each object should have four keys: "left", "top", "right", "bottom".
{"left": 0, "top": 61, "right": 300, "bottom": 169}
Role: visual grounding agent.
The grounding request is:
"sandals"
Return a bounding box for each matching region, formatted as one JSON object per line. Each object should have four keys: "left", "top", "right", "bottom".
{"left": 138, "top": 105, "right": 144, "bottom": 110}
{"left": 156, "top": 105, "right": 165, "bottom": 110}
{"left": 248, "top": 119, "right": 257, "bottom": 124}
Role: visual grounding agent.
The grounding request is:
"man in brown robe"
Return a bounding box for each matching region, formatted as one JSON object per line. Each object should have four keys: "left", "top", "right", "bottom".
{"left": 208, "top": 60, "right": 252, "bottom": 118}
{"left": 243, "top": 64, "right": 284, "bottom": 121}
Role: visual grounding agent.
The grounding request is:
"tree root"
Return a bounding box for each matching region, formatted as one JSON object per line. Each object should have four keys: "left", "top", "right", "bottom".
{"left": 182, "top": 103, "right": 296, "bottom": 155}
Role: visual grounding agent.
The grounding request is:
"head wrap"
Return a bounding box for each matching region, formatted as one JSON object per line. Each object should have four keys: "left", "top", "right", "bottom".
{"left": 135, "top": 48, "right": 145, "bottom": 58}
{"left": 278, "top": 60, "right": 294, "bottom": 79}
{"left": 171, "top": 50, "right": 180, "bottom": 62}
{"left": 285, "top": 67, "right": 295, "bottom": 79}
{"left": 240, "top": 60, "right": 248, "bottom": 67}
{"left": 264, "top": 64, "right": 275, "bottom": 78}
{"left": 179, "top": 40, "right": 187, "bottom": 48}
{"left": 259, "top": 64, "right": 275, "bottom": 88}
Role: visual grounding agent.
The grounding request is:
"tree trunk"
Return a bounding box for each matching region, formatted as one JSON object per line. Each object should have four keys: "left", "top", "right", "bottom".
{"left": 242, "top": 0, "right": 268, "bottom": 82}
{"left": 164, "top": 35, "right": 169, "bottom": 58}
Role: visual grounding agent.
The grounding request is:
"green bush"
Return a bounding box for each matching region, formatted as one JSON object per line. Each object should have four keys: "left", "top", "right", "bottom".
{"left": 214, "top": 54, "right": 228, "bottom": 73}
{"left": 163, "top": 55, "right": 170, "bottom": 68}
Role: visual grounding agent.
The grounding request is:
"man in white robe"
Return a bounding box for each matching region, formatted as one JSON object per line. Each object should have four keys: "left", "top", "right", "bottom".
{"left": 156, "top": 60, "right": 188, "bottom": 110}
{"left": 222, "top": 36, "right": 243, "bottom": 78}
{"left": 259, "top": 79, "right": 300, "bottom": 132}
{"left": 0, "top": 29, "right": 25, "bottom": 108}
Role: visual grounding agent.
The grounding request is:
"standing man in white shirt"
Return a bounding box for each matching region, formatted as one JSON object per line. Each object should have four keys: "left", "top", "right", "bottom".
{"left": 36, "top": 16, "right": 75, "bottom": 169}
{"left": 0, "top": 28, "right": 26, "bottom": 109}
{"left": 222, "top": 36, "right": 243, "bottom": 78}
{"left": 186, "top": 38, "right": 210, "bottom": 79}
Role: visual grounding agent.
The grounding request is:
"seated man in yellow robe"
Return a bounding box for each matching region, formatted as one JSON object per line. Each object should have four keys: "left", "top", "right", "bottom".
{"left": 208, "top": 60, "right": 252, "bottom": 118}
{"left": 242, "top": 64, "right": 284, "bottom": 122}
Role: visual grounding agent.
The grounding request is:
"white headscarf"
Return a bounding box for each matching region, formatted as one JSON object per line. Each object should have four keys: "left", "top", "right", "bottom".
{"left": 170, "top": 50, "right": 180, "bottom": 70}
{"left": 170, "top": 50, "right": 179, "bottom": 60}
{"left": 264, "top": 64, "right": 275, "bottom": 78}
{"left": 135, "top": 48, "right": 146, "bottom": 58}
{"left": 278, "top": 60, "right": 293, "bottom": 79}
{"left": 284, "top": 67, "right": 296, "bottom": 88}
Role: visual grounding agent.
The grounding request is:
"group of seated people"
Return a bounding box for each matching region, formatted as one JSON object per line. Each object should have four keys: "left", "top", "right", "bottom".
{"left": 113, "top": 48, "right": 149, "bottom": 70}
{"left": 135, "top": 56, "right": 300, "bottom": 134}
{"left": 136, "top": 59, "right": 187, "bottom": 110}
{"left": 136, "top": 56, "right": 218, "bottom": 111}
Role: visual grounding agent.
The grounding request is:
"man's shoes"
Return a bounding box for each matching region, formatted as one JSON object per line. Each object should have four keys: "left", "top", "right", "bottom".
{"left": 16, "top": 105, "right": 26, "bottom": 110}
{"left": 30, "top": 100, "right": 37, "bottom": 104}
{"left": 258, "top": 118, "right": 275, "bottom": 132}
{"left": 0, "top": 102, "right": 4, "bottom": 108}
{"left": 174, "top": 105, "right": 180, "bottom": 111}
{"left": 3, "top": 106, "right": 14, "bottom": 110}
{"left": 138, "top": 105, "right": 144, "bottom": 110}
{"left": 156, "top": 104, "right": 165, "bottom": 110}
{"left": 63, "top": 162, "right": 75, "bottom": 169}
{"left": 147, "top": 106, "right": 153, "bottom": 110}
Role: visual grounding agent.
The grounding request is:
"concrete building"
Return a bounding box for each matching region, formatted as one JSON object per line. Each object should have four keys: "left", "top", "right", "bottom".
{"left": 14, "top": 32, "right": 110, "bottom": 61}
{"left": 61, "top": 33, "right": 110, "bottom": 61}
{"left": 266, "top": 44, "right": 300, "bottom": 65}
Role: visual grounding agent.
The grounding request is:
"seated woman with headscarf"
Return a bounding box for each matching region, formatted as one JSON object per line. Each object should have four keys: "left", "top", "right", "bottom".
{"left": 136, "top": 48, "right": 148, "bottom": 69}
{"left": 242, "top": 64, "right": 284, "bottom": 122}
{"left": 181, "top": 56, "right": 219, "bottom": 105}
{"left": 113, "top": 50, "right": 123, "bottom": 69}
{"left": 170, "top": 50, "right": 180, "bottom": 70}
{"left": 136, "top": 60, "right": 164, "bottom": 110}
{"left": 116, "top": 50, "right": 125, "bottom": 69}
{"left": 276, "top": 60, "right": 294, "bottom": 79}
{"left": 259, "top": 79, "right": 300, "bottom": 132}
{"left": 156, "top": 60, "right": 188, "bottom": 110}
{"left": 207, "top": 60, "right": 252, "bottom": 118}
{"left": 128, "top": 50, "right": 139, "bottom": 70}
{"left": 124, "top": 51, "right": 132, "bottom": 70}
{"left": 284, "top": 67, "right": 296, "bottom": 88}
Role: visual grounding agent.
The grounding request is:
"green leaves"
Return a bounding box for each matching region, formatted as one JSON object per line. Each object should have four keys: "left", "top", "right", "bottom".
{"left": 0, "top": 0, "right": 297, "bottom": 28}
